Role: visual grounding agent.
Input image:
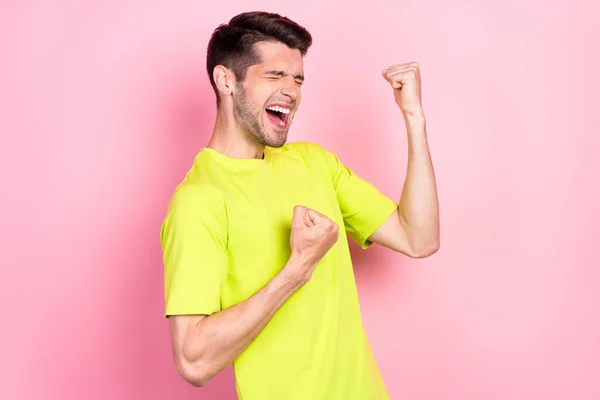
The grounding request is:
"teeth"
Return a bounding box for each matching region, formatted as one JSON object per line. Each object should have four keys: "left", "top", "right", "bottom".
{"left": 266, "top": 105, "right": 291, "bottom": 114}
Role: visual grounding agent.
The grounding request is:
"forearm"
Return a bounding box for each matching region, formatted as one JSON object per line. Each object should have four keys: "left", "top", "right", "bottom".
{"left": 179, "top": 257, "right": 305, "bottom": 385}
{"left": 398, "top": 113, "right": 440, "bottom": 253}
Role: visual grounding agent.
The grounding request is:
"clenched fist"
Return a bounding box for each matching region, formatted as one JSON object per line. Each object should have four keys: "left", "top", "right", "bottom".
{"left": 382, "top": 62, "right": 423, "bottom": 117}
{"left": 287, "top": 205, "right": 339, "bottom": 285}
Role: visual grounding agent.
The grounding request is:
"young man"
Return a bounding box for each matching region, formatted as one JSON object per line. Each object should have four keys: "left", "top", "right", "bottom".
{"left": 160, "top": 11, "right": 439, "bottom": 400}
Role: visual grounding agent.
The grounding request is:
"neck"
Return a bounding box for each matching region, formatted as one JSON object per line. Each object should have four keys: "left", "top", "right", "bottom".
{"left": 207, "top": 104, "right": 265, "bottom": 160}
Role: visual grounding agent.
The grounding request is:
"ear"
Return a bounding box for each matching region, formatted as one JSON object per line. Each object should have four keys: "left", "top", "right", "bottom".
{"left": 213, "top": 65, "right": 236, "bottom": 98}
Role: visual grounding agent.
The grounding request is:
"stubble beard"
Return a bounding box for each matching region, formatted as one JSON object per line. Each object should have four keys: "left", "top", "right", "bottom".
{"left": 234, "top": 83, "right": 288, "bottom": 148}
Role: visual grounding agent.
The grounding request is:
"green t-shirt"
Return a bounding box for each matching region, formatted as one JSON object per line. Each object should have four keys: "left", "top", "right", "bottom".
{"left": 160, "top": 141, "right": 398, "bottom": 399}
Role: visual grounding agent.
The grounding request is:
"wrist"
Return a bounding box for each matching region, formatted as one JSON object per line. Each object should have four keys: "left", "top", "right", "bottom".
{"left": 403, "top": 112, "right": 427, "bottom": 138}
{"left": 271, "top": 267, "right": 304, "bottom": 295}
{"left": 281, "top": 254, "right": 313, "bottom": 287}
{"left": 288, "top": 250, "right": 311, "bottom": 268}
{"left": 403, "top": 111, "right": 426, "bottom": 125}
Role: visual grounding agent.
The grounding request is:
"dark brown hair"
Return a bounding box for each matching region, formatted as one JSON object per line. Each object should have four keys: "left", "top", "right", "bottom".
{"left": 206, "top": 11, "right": 312, "bottom": 106}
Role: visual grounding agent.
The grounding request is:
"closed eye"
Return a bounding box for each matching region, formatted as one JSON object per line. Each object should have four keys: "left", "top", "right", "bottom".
{"left": 264, "top": 70, "right": 304, "bottom": 85}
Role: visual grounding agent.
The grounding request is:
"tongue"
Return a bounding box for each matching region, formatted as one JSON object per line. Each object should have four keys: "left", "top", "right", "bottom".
{"left": 266, "top": 110, "right": 284, "bottom": 126}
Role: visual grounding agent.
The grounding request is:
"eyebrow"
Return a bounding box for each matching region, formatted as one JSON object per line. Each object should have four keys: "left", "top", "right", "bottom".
{"left": 264, "top": 70, "right": 305, "bottom": 81}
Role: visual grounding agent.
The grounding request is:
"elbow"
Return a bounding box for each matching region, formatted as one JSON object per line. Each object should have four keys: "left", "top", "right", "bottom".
{"left": 183, "top": 367, "right": 211, "bottom": 388}
{"left": 187, "top": 374, "right": 210, "bottom": 388}
{"left": 408, "top": 238, "right": 440, "bottom": 259}
{"left": 177, "top": 358, "right": 213, "bottom": 388}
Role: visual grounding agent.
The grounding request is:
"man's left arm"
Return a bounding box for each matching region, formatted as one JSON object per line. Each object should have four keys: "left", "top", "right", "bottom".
{"left": 368, "top": 62, "right": 440, "bottom": 258}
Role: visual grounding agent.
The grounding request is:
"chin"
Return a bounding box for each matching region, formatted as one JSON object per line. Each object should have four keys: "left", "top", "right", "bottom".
{"left": 259, "top": 126, "right": 289, "bottom": 148}
{"left": 264, "top": 135, "right": 287, "bottom": 148}
{"left": 261, "top": 111, "right": 292, "bottom": 147}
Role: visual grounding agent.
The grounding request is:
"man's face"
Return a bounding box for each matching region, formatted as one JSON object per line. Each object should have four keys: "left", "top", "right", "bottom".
{"left": 233, "top": 41, "right": 304, "bottom": 148}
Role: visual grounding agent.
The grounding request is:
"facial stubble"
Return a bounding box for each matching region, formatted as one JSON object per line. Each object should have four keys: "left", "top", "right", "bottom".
{"left": 233, "top": 83, "right": 288, "bottom": 148}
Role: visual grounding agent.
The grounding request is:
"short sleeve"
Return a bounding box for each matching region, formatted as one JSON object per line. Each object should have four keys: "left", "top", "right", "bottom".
{"left": 323, "top": 148, "right": 398, "bottom": 249}
{"left": 160, "top": 184, "right": 228, "bottom": 318}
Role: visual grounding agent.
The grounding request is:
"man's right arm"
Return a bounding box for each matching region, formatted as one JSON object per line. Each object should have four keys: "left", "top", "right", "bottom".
{"left": 168, "top": 256, "right": 307, "bottom": 387}
{"left": 167, "top": 205, "right": 339, "bottom": 387}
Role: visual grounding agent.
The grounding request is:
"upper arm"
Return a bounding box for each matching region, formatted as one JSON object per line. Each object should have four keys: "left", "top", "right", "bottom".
{"left": 320, "top": 145, "right": 400, "bottom": 250}
{"left": 366, "top": 208, "right": 414, "bottom": 256}
{"left": 160, "top": 184, "right": 228, "bottom": 383}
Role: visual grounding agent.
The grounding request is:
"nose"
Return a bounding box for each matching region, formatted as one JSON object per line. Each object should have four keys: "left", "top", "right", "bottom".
{"left": 280, "top": 76, "right": 300, "bottom": 102}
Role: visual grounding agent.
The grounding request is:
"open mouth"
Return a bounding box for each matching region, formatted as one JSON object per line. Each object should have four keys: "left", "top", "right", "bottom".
{"left": 265, "top": 105, "right": 291, "bottom": 129}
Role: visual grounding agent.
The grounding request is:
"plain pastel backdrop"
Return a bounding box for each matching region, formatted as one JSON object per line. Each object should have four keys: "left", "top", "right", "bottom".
{"left": 1, "top": 0, "right": 599, "bottom": 399}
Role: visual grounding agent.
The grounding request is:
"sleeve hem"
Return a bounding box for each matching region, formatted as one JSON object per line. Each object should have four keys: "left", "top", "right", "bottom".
{"left": 164, "top": 305, "right": 220, "bottom": 319}
{"left": 357, "top": 202, "right": 398, "bottom": 250}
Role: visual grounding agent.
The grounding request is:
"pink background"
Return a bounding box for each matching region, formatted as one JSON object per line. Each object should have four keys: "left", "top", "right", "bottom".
{"left": 2, "top": 1, "right": 599, "bottom": 399}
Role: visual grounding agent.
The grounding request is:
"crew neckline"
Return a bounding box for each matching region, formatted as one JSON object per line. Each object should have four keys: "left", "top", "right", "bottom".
{"left": 201, "top": 146, "right": 272, "bottom": 167}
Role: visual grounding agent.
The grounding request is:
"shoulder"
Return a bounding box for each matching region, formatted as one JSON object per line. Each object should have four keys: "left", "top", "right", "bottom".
{"left": 166, "top": 181, "right": 226, "bottom": 220}
{"left": 160, "top": 182, "right": 227, "bottom": 245}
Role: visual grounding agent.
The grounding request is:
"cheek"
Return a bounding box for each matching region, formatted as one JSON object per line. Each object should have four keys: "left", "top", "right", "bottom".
{"left": 253, "top": 88, "right": 273, "bottom": 109}
{"left": 292, "top": 91, "right": 302, "bottom": 109}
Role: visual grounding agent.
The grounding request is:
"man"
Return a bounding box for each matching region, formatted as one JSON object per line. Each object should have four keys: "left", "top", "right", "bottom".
{"left": 160, "top": 11, "right": 439, "bottom": 400}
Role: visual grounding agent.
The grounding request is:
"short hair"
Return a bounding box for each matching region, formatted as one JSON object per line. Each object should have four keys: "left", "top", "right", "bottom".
{"left": 206, "top": 11, "right": 313, "bottom": 106}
